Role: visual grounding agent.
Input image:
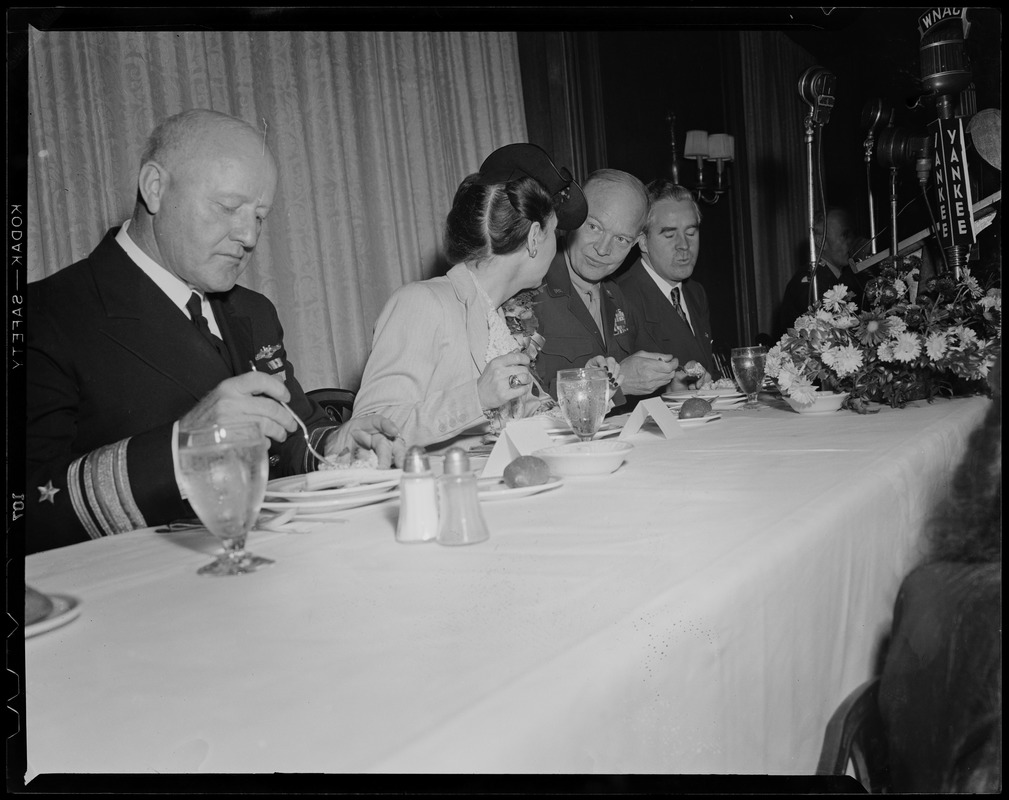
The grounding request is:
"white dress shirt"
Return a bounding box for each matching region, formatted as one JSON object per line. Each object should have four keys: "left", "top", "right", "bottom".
{"left": 640, "top": 255, "right": 695, "bottom": 333}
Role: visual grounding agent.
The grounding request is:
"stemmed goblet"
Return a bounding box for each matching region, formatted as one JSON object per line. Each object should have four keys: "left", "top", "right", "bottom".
{"left": 179, "top": 421, "right": 274, "bottom": 576}
{"left": 556, "top": 367, "right": 611, "bottom": 443}
{"left": 731, "top": 345, "right": 767, "bottom": 410}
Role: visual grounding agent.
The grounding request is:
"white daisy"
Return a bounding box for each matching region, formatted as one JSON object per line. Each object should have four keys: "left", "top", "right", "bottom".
{"left": 821, "top": 284, "right": 848, "bottom": 312}
{"left": 925, "top": 331, "right": 948, "bottom": 361}
{"left": 892, "top": 332, "right": 922, "bottom": 363}
{"left": 822, "top": 344, "right": 863, "bottom": 377}
{"left": 787, "top": 376, "right": 818, "bottom": 405}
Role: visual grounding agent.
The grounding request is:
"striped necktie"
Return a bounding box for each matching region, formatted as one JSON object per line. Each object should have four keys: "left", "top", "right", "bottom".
{"left": 671, "top": 286, "right": 693, "bottom": 334}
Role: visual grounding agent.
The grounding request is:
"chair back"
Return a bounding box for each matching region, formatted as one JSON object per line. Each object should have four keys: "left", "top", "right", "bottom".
{"left": 306, "top": 388, "right": 356, "bottom": 424}
{"left": 816, "top": 677, "right": 890, "bottom": 793}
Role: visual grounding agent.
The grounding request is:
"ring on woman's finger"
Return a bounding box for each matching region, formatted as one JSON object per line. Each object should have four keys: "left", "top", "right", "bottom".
{"left": 508, "top": 374, "right": 522, "bottom": 389}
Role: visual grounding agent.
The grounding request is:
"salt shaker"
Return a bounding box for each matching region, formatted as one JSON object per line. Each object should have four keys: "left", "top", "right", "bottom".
{"left": 436, "top": 447, "right": 489, "bottom": 546}
{"left": 395, "top": 446, "right": 439, "bottom": 544}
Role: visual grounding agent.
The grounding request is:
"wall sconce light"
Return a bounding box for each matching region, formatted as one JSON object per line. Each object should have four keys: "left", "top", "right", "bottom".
{"left": 668, "top": 113, "right": 734, "bottom": 204}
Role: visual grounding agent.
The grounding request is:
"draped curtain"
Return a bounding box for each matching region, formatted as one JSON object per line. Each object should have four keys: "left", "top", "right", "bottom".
{"left": 27, "top": 29, "right": 528, "bottom": 391}
{"left": 736, "top": 31, "right": 817, "bottom": 338}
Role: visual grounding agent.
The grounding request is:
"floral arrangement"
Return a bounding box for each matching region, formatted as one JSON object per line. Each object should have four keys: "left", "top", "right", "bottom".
{"left": 502, "top": 289, "right": 545, "bottom": 361}
{"left": 766, "top": 256, "right": 1001, "bottom": 414}
{"left": 485, "top": 290, "right": 555, "bottom": 435}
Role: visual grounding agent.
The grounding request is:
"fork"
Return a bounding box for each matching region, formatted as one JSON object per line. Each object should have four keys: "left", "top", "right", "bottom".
{"left": 249, "top": 361, "right": 331, "bottom": 465}
{"left": 528, "top": 369, "right": 553, "bottom": 401}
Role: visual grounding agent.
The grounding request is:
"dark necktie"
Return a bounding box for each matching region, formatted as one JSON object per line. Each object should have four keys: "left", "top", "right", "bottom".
{"left": 671, "top": 286, "right": 693, "bottom": 334}
{"left": 185, "top": 292, "right": 228, "bottom": 361}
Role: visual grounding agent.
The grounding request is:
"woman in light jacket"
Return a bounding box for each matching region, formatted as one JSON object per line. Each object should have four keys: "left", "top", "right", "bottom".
{"left": 354, "top": 143, "right": 593, "bottom": 449}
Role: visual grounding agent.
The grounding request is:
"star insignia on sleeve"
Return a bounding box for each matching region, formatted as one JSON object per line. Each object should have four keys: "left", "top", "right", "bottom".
{"left": 38, "top": 480, "right": 61, "bottom": 504}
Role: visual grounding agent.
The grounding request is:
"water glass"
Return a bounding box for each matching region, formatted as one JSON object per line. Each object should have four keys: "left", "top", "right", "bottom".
{"left": 731, "top": 346, "right": 767, "bottom": 409}
{"left": 556, "top": 368, "right": 610, "bottom": 442}
{"left": 179, "top": 421, "right": 274, "bottom": 576}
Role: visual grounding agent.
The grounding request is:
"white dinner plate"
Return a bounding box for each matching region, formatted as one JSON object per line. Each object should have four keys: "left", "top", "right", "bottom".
{"left": 265, "top": 471, "right": 401, "bottom": 500}
{"left": 25, "top": 593, "right": 81, "bottom": 639}
{"left": 665, "top": 394, "right": 746, "bottom": 409}
{"left": 476, "top": 476, "right": 564, "bottom": 500}
{"left": 261, "top": 489, "right": 397, "bottom": 515}
{"left": 664, "top": 388, "right": 745, "bottom": 401}
{"left": 678, "top": 413, "right": 722, "bottom": 428}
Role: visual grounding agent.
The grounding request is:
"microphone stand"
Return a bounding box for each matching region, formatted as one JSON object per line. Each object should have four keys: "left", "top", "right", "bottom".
{"left": 863, "top": 134, "right": 879, "bottom": 255}
{"left": 802, "top": 109, "right": 819, "bottom": 304}
{"left": 888, "top": 167, "right": 900, "bottom": 266}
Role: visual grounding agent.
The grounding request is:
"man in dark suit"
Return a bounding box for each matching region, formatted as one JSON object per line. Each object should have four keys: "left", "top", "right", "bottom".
{"left": 615, "top": 180, "right": 717, "bottom": 391}
{"left": 533, "top": 169, "right": 679, "bottom": 399}
{"left": 27, "top": 109, "right": 404, "bottom": 552}
{"left": 777, "top": 206, "right": 869, "bottom": 339}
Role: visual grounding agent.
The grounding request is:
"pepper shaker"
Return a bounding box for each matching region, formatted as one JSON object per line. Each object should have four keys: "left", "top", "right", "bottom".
{"left": 436, "top": 447, "right": 489, "bottom": 546}
{"left": 395, "top": 446, "right": 439, "bottom": 544}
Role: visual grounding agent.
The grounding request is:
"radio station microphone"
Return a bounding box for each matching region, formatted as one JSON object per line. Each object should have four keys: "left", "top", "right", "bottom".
{"left": 798, "top": 66, "right": 836, "bottom": 126}
{"left": 876, "top": 127, "right": 931, "bottom": 172}
{"left": 918, "top": 8, "right": 972, "bottom": 119}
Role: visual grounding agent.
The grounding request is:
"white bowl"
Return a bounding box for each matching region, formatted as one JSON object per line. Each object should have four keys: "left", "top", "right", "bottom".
{"left": 533, "top": 440, "right": 633, "bottom": 477}
{"left": 785, "top": 391, "right": 847, "bottom": 415}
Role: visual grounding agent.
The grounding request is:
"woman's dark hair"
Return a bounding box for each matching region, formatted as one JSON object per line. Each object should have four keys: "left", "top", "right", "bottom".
{"left": 444, "top": 173, "right": 555, "bottom": 265}
{"left": 924, "top": 398, "right": 1001, "bottom": 564}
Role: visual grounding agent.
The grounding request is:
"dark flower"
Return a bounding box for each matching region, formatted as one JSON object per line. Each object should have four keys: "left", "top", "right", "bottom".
{"left": 936, "top": 274, "right": 958, "bottom": 297}
{"left": 903, "top": 305, "right": 927, "bottom": 331}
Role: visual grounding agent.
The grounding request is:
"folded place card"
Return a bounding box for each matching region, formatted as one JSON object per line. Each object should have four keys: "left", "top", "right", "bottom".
{"left": 480, "top": 417, "right": 556, "bottom": 477}
{"left": 619, "top": 397, "right": 684, "bottom": 439}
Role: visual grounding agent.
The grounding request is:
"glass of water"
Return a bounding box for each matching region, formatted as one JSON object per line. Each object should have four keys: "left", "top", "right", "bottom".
{"left": 730, "top": 346, "right": 767, "bottom": 409}
{"left": 179, "top": 421, "right": 273, "bottom": 576}
{"left": 556, "top": 368, "right": 611, "bottom": 442}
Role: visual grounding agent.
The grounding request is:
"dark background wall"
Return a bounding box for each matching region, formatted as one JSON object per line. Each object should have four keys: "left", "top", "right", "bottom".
{"left": 521, "top": 8, "right": 1001, "bottom": 354}
{"left": 786, "top": 6, "right": 1001, "bottom": 280}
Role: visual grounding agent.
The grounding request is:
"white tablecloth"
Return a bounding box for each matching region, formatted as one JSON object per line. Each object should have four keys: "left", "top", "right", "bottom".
{"left": 23, "top": 396, "right": 989, "bottom": 777}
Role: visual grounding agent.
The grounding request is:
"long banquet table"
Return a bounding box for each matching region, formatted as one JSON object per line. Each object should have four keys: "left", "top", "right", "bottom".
{"left": 22, "top": 395, "right": 989, "bottom": 779}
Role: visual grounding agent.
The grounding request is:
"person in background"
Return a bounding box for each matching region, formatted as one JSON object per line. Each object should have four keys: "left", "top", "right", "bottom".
{"left": 353, "top": 143, "right": 618, "bottom": 449}
{"left": 27, "top": 109, "right": 405, "bottom": 553}
{"left": 615, "top": 179, "right": 717, "bottom": 394}
{"left": 877, "top": 353, "right": 1001, "bottom": 793}
{"left": 777, "top": 206, "right": 870, "bottom": 339}
{"left": 532, "top": 169, "right": 683, "bottom": 400}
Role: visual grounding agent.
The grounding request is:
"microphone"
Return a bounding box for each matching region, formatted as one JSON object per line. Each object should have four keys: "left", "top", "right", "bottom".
{"left": 798, "top": 66, "right": 836, "bottom": 126}
{"left": 861, "top": 99, "right": 895, "bottom": 256}
{"left": 862, "top": 98, "right": 895, "bottom": 139}
{"left": 918, "top": 8, "right": 972, "bottom": 119}
{"left": 861, "top": 97, "right": 895, "bottom": 161}
{"left": 876, "top": 127, "right": 930, "bottom": 171}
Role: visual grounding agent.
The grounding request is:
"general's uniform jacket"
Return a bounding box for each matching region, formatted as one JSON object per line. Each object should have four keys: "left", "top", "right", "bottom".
{"left": 532, "top": 246, "right": 638, "bottom": 403}
{"left": 26, "top": 228, "right": 338, "bottom": 552}
{"left": 615, "top": 257, "right": 717, "bottom": 378}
